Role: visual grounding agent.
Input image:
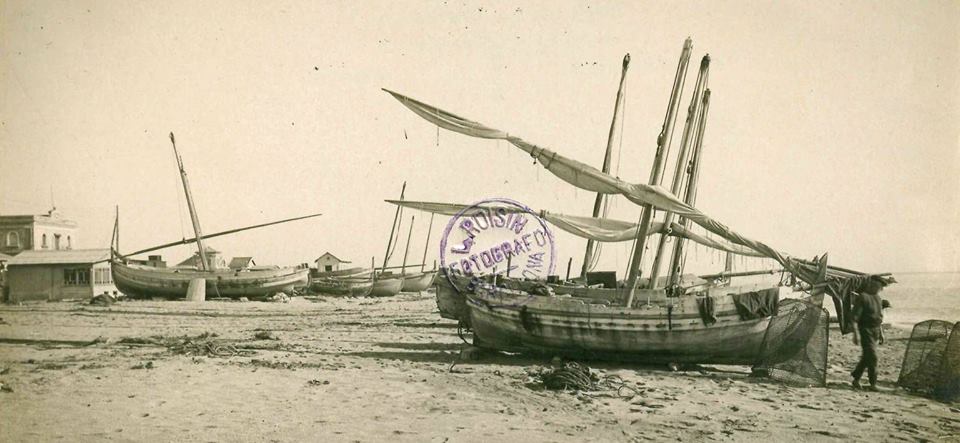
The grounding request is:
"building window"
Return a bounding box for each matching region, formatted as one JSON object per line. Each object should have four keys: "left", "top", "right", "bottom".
{"left": 67, "top": 235, "right": 72, "bottom": 249}
{"left": 94, "top": 268, "right": 112, "bottom": 284}
{"left": 54, "top": 234, "right": 61, "bottom": 250}
{"left": 64, "top": 268, "right": 90, "bottom": 286}
{"left": 5, "top": 232, "right": 19, "bottom": 247}
{"left": 42, "top": 234, "right": 48, "bottom": 249}
{"left": 325, "top": 265, "right": 333, "bottom": 272}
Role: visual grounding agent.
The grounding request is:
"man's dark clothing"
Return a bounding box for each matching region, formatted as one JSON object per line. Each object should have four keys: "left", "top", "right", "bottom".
{"left": 851, "top": 292, "right": 884, "bottom": 386}
{"left": 852, "top": 325, "right": 881, "bottom": 386}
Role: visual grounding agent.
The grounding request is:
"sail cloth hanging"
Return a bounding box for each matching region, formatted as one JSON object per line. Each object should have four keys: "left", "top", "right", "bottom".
{"left": 385, "top": 199, "right": 762, "bottom": 255}
{"left": 384, "top": 89, "right": 895, "bottom": 333}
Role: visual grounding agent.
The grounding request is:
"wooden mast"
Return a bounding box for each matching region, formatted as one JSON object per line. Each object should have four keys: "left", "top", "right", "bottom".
{"left": 623, "top": 38, "right": 693, "bottom": 307}
{"left": 420, "top": 213, "right": 435, "bottom": 272}
{"left": 647, "top": 55, "right": 710, "bottom": 289}
{"left": 400, "top": 215, "right": 415, "bottom": 277}
{"left": 379, "top": 182, "right": 406, "bottom": 275}
{"left": 169, "top": 132, "right": 209, "bottom": 271}
{"left": 667, "top": 89, "right": 712, "bottom": 291}
{"left": 581, "top": 53, "right": 631, "bottom": 279}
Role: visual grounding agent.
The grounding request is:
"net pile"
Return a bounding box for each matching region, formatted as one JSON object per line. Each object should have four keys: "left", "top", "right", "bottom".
{"left": 754, "top": 295, "right": 829, "bottom": 386}
{"left": 897, "top": 320, "right": 960, "bottom": 401}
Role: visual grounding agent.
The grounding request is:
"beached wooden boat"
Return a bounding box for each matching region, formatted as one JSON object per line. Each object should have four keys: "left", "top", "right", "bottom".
{"left": 109, "top": 133, "right": 317, "bottom": 299}
{"left": 369, "top": 275, "right": 403, "bottom": 297}
{"left": 400, "top": 270, "right": 437, "bottom": 292}
{"left": 112, "top": 260, "right": 308, "bottom": 299}
{"left": 386, "top": 39, "right": 894, "bottom": 365}
{"left": 309, "top": 275, "right": 374, "bottom": 297}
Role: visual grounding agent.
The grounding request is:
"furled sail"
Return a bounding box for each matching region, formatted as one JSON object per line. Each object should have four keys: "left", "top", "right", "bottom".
{"left": 385, "top": 199, "right": 763, "bottom": 256}
{"left": 384, "top": 89, "right": 894, "bottom": 332}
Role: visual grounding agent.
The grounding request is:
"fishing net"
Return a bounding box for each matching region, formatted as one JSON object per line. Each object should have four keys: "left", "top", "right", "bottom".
{"left": 897, "top": 320, "right": 960, "bottom": 401}
{"left": 754, "top": 294, "right": 829, "bottom": 386}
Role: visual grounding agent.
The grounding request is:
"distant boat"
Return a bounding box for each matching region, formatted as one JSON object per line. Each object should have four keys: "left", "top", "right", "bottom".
{"left": 369, "top": 275, "right": 403, "bottom": 297}
{"left": 309, "top": 267, "right": 374, "bottom": 296}
{"left": 400, "top": 269, "right": 437, "bottom": 292}
{"left": 110, "top": 133, "right": 313, "bottom": 299}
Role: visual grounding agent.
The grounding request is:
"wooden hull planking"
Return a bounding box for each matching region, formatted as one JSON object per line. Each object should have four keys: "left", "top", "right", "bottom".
{"left": 369, "top": 276, "right": 404, "bottom": 297}
{"left": 111, "top": 260, "right": 308, "bottom": 299}
{"left": 400, "top": 270, "right": 438, "bottom": 292}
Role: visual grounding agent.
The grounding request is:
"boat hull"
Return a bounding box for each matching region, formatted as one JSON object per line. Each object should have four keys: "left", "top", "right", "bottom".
{"left": 369, "top": 276, "right": 403, "bottom": 297}
{"left": 309, "top": 277, "right": 374, "bottom": 297}
{"left": 400, "top": 270, "right": 437, "bottom": 292}
{"left": 467, "top": 285, "right": 816, "bottom": 365}
{"left": 112, "top": 260, "right": 308, "bottom": 299}
{"left": 435, "top": 272, "right": 469, "bottom": 322}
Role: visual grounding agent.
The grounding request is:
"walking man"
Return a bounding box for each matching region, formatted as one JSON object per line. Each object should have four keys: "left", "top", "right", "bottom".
{"left": 851, "top": 277, "right": 891, "bottom": 391}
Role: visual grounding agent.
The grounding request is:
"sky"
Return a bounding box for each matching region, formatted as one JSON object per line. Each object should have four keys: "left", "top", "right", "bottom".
{"left": 1, "top": 0, "right": 958, "bottom": 276}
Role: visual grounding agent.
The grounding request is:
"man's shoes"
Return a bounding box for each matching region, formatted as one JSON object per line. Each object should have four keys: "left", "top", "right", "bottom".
{"left": 851, "top": 379, "right": 863, "bottom": 390}
{"left": 864, "top": 385, "right": 880, "bottom": 392}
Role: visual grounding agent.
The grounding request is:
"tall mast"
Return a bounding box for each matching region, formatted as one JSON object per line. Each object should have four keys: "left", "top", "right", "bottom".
{"left": 624, "top": 38, "right": 693, "bottom": 307}
{"left": 420, "top": 213, "right": 435, "bottom": 272}
{"left": 380, "top": 182, "right": 406, "bottom": 274}
{"left": 400, "top": 215, "right": 415, "bottom": 276}
{"left": 169, "top": 132, "right": 209, "bottom": 271}
{"left": 581, "top": 53, "right": 631, "bottom": 279}
{"left": 647, "top": 55, "right": 710, "bottom": 288}
{"left": 667, "top": 89, "right": 712, "bottom": 291}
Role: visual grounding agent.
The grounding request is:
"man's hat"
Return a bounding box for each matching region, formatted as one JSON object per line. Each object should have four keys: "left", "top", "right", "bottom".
{"left": 881, "top": 299, "right": 892, "bottom": 309}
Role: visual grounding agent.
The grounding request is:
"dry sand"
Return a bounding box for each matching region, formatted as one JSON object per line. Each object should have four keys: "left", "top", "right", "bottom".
{"left": 1, "top": 293, "right": 958, "bottom": 442}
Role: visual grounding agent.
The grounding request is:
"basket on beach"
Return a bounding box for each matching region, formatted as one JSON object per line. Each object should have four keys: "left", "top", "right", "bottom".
{"left": 897, "top": 320, "right": 960, "bottom": 401}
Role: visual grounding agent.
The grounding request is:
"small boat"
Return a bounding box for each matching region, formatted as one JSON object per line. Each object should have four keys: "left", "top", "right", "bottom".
{"left": 400, "top": 270, "right": 437, "bottom": 292}
{"left": 309, "top": 274, "right": 374, "bottom": 297}
{"left": 369, "top": 275, "right": 403, "bottom": 297}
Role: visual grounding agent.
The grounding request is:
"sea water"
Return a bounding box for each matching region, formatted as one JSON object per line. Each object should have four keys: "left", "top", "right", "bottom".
{"left": 735, "top": 271, "right": 960, "bottom": 329}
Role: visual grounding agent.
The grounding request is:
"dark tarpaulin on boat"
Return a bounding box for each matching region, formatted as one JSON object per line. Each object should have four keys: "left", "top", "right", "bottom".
{"left": 731, "top": 288, "right": 780, "bottom": 320}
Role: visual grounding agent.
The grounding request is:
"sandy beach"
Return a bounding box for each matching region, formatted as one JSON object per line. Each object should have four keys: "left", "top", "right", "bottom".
{"left": 1, "top": 293, "right": 957, "bottom": 442}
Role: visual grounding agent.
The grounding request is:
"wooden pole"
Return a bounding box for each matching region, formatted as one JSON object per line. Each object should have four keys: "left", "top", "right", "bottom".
{"left": 668, "top": 89, "right": 712, "bottom": 292}
{"left": 401, "top": 215, "right": 415, "bottom": 277}
{"left": 566, "top": 257, "right": 572, "bottom": 281}
{"left": 420, "top": 213, "right": 434, "bottom": 272}
{"left": 379, "top": 182, "right": 407, "bottom": 275}
{"left": 169, "top": 132, "right": 209, "bottom": 271}
{"left": 582, "top": 53, "right": 631, "bottom": 278}
{"left": 624, "top": 38, "right": 693, "bottom": 307}
{"left": 647, "top": 55, "right": 710, "bottom": 289}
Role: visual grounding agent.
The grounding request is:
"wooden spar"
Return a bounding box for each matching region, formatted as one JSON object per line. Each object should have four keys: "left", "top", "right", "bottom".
{"left": 115, "top": 213, "right": 323, "bottom": 258}
{"left": 169, "top": 132, "right": 209, "bottom": 271}
{"left": 420, "top": 213, "right": 435, "bottom": 272}
{"left": 400, "top": 215, "right": 415, "bottom": 277}
{"left": 581, "top": 53, "right": 631, "bottom": 279}
{"left": 699, "top": 268, "right": 780, "bottom": 280}
{"left": 624, "top": 38, "right": 693, "bottom": 307}
{"left": 648, "top": 55, "right": 711, "bottom": 288}
{"left": 379, "top": 182, "right": 407, "bottom": 275}
{"left": 668, "top": 89, "right": 712, "bottom": 291}
{"left": 111, "top": 206, "right": 119, "bottom": 258}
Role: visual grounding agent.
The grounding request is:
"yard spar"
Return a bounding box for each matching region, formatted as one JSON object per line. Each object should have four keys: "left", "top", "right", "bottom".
{"left": 384, "top": 40, "right": 895, "bottom": 365}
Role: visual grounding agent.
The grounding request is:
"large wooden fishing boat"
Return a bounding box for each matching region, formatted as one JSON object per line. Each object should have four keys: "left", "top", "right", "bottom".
{"left": 386, "top": 39, "right": 894, "bottom": 364}
{"left": 110, "top": 133, "right": 316, "bottom": 299}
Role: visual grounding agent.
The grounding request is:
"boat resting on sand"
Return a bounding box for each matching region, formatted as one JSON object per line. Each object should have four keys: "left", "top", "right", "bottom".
{"left": 467, "top": 284, "right": 818, "bottom": 365}
{"left": 111, "top": 257, "right": 308, "bottom": 299}
{"left": 309, "top": 268, "right": 375, "bottom": 296}
{"left": 369, "top": 275, "right": 404, "bottom": 297}
{"left": 400, "top": 270, "right": 438, "bottom": 292}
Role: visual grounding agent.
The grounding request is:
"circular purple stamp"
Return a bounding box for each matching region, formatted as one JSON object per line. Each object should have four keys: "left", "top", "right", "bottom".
{"left": 439, "top": 198, "right": 556, "bottom": 307}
